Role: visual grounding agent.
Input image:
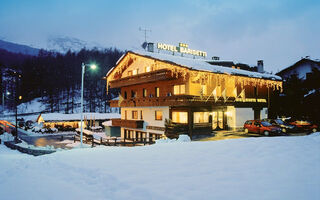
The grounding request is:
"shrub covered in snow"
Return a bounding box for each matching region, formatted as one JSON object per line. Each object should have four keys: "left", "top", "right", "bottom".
{"left": 0, "top": 132, "right": 14, "bottom": 143}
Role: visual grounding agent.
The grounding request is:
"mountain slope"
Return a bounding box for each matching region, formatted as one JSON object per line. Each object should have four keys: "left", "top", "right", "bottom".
{"left": 0, "top": 39, "right": 40, "bottom": 56}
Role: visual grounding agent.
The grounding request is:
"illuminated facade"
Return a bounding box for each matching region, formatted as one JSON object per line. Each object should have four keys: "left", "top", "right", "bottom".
{"left": 105, "top": 49, "right": 282, "bottom": 139}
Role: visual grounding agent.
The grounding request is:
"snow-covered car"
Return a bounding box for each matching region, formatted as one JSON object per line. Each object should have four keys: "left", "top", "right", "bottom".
{"left": 262, "top": 119, "right": 296, "bottom": 133}
{"left": 244, "top": 120, "right": 283, "bottom": 136}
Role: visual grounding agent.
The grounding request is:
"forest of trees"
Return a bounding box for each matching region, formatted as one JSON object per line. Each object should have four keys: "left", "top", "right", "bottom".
{"left": 0, "top": 48, "right": 123, "bottom": 113}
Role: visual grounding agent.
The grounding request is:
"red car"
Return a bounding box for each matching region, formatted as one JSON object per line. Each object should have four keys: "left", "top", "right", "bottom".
{"left": 244, "top": 120, "right": 282, "bottom": 136}
{"left": 288, "top": 120, "right": 318, "bottom": 133}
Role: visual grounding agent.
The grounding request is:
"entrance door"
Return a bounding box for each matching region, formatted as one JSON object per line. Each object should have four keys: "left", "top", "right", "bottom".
{"left": 212, "top": 111, "right": 225, "bottom": 130}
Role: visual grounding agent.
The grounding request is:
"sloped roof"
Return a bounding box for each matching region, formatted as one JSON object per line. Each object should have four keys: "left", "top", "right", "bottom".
{"left": 117, "top": 51, "right": 281, "bottom": 81}
{"left": 277, "top": 58, "right": 320, "bottom": 76}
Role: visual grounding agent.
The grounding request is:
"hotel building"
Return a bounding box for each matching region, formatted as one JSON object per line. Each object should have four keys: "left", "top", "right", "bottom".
{"left": 105, "top": 43, "right": 282, "bottom": 139}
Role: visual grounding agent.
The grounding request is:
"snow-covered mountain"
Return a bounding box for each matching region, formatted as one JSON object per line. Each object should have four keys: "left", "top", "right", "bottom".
{"left": 47, "top": 36, "right": 104, "bottom": 53}
{"left": 0, "top": 39, "right": 40, "bottom": 56}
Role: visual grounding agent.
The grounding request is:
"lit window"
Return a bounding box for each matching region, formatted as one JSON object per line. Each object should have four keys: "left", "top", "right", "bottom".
{"left": 132, "top": 111, "right": 138, "bottom": 119}
{"left": 172, "top": 111, "right": 188, "bottom": 123}
{"left": 173, "top": 84, "right": 186, "bottom": 95}
{"left": 201, "top": 85, "right": 207, "bottom": 95}
{"left": 155, "top": 111, "right": 162, "bottom": 120}
{"left": 145, "top": 66, "right": 151, "bottom": 73}
{"left": 132, "top": 69, "right": 138, "bottom": 75}
{"left": 143, "top": 88, "right": 147, "bottom": 97}
{"left": 128, "top": 70, "right": 132, "bottom": 76}
{"left": 155, "top": 87, "right": 160, "bottom": 97}
{"left": 194, "top": 112, "right": 209, "bottom": 123}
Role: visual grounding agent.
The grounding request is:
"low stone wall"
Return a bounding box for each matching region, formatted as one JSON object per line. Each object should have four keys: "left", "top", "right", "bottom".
{"left": 4, "top": 141, "right": 56, "bottom": 156}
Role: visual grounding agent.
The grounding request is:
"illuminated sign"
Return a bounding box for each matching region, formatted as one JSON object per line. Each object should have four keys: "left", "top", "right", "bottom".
{"left": 157, "top": 43, "right": 207, "bottom": 58}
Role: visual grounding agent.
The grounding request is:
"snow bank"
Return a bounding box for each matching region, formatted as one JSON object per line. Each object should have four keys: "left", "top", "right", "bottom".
{"left": 155, "top": 134, "right": 191, "bottom": 144}
{"left": 0, "top": 135, "right": 319, "bottom": 200}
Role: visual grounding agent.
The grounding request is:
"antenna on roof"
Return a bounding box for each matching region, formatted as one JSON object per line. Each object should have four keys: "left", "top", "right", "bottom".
{"left": 139, "top": 27, "right": 152, "bottom": 42}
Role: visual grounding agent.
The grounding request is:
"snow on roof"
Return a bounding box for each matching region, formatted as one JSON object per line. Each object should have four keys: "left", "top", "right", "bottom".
{"left": 37, "top": 112, "right": 120, "bottom": 122}
{"left": 131, "top": 50, "right": 282, "bottom": 81}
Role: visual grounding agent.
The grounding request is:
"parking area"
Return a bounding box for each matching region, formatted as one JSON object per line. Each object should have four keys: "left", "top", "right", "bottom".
{"left": 197, "top": 130, "right": 310, "bottom": 141}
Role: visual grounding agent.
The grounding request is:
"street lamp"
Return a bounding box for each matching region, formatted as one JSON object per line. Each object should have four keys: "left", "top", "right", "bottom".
{"left": 80, "top": 63, "right": 97, "bottom": 147}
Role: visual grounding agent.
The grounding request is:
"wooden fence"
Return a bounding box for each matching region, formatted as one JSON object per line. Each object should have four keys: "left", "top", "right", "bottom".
{"left": 74, "top": 132, "right": 156, "bottom": 147}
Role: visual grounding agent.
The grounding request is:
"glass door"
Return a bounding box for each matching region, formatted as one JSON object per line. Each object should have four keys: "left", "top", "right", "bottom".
{"left": 212, "top": 111, "right": 224, "bottom": 130}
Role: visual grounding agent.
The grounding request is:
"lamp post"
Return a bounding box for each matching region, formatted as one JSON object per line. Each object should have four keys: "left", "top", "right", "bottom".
{"left": 80, "top": 63, "right": 97, "bottom": 147}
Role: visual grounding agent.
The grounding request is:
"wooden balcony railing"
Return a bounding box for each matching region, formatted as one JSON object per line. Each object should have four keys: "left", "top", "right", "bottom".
{"left": 110, "top": 95, "right": 237, "bottom": 107}
{"left": 109, "top": 69, "right": 174, "bottom": 88}
{"left": 110, "top": 95, "right": 267, "bottom": 108}
{"left": 112, "top": 118, "right": 144, "bottom": 129}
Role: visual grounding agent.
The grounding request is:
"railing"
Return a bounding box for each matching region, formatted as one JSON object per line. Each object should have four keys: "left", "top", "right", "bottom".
{"left": 110, "top": 95, "right": 238, "bottom": 107}
{"left": 74, "top": 133, "right": 156, "bottom": 147}
{"left": 111, "top": 118, "right": 144, "bottom": 129}
{"left": 109, "top": 69, "right": 174, "bottom": 88}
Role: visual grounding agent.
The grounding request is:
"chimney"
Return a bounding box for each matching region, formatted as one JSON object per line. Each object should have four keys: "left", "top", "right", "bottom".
{"left": 147, "top": 43, "right": 154, "bottom": 52}
{"left": 212, "top": 56, "right": 220, "bottom": 60}
{"left": 257, "top": 60, "right": 264, "bottom": 73}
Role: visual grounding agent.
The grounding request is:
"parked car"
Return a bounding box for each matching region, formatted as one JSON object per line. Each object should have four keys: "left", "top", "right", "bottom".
{"left": 244, "top": 120, "right": 282, "bottom": 136}
{"left": 262, "top": 119, "right": 297, "bottom": 133}
{"left": 288, "top": 120, "right": 318, "bottom": 133}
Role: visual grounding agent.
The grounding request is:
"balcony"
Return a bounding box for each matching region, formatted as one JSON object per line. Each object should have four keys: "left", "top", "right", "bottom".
{"left": 112, "top": 118, "right": 144, "bottom": 129}
{"left": 110, "top": 95, "right": 237, "bottom": 107}
{"left": 109, "top": 69, "right": 174, "bottom": 88}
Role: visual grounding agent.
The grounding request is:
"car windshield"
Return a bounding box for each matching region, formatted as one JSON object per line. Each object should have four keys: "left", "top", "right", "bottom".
{"left": 275, "top": 119, "right": 284, "bottom": 124}
{"left": 261, "top": 121, "right": 272, "bottom": 127}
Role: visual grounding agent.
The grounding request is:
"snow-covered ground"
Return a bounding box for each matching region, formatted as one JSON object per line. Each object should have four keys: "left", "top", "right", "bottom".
{"left": 0, "top": 133, "right": 319, "bottom": 200}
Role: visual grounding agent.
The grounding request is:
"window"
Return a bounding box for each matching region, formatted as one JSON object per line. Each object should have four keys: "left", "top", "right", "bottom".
{"left": 127, "top": 70, "right": 132, "bottom": 76}
{"left": 173, "top": 84, "right": 185, "bottom": 95}
{"left": 143, "top": 88, "right": 147, "bottom": 97}
{"left": 194, "top": 112, "right": 209, "bottom": 123}
{"left": 140, "top": 110, "right": 143, "bottom": 120}
{"left": 131, "top": 90, "right": 136, "bottom": 98}
{"left": 132, "top": 69, "right": 138, "bottom": 75}
{"left": 172, "top": 111, "right": 188, "bottom": 123}
{"left": 132, "top": 111, "right": 138, "bottom": 119}
{"left": 155, "top": 87, "right": 160, "bottom": 97}
{"left": 201, "top": 85, "right": 207, "bottom": 96}
{"left": 155, "top": 111, "right": 163, "bottom": 120}
{"left": 125, "top": 110, "right": 127, "bottom": 120}
{"left": 124, "top": 91, "right": 127, "bottom": 99}
{"left": 145, "top": 66, "right": 151, "bottom": 73}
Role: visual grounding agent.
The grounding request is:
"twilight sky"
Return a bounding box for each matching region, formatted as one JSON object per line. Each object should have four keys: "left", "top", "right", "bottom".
{"left": 0, "top": 0, "right": 319, "bottom": 72}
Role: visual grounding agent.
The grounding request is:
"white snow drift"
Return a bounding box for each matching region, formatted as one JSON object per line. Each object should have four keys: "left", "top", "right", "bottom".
{"left": 0, "top": 133, "right": 319, "bottom": 200}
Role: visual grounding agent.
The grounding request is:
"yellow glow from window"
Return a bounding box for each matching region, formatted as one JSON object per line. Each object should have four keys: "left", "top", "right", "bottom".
{"left": 132, "top": 69, "right": 138, "bottom": 75}
{"left": 201, "top": 85, "right": 207, "bottom": 95}
{"left": 155, "top": 111, "right": 163, "bottom": 120}
{"left": 172, "top": 112, "right": 188, "bottom": 123}
{"left": 194, "top": 112, "right": 209, "bottom": 123}
{"left": 145, "top": 66, "right": 151, "bottom": 73}
{"left": 173, "top": 84, "right": 185, "bottom": 95}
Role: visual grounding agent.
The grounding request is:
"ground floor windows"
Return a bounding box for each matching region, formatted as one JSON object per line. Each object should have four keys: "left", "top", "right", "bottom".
{"left": 194, "top": 112, "right": 209, "bottom": 123}
{"left": 172, "top": 111, "right": 188, "bottom": 123}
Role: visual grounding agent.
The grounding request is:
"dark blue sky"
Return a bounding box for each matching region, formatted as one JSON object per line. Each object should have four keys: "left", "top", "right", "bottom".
{"left": 0, "top": 0, "right": 319, "bottom": 72}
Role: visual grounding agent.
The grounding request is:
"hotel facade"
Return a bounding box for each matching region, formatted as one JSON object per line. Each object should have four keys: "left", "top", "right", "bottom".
{"left": 105, "top": 43, "right": 282, "bottom": 139}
